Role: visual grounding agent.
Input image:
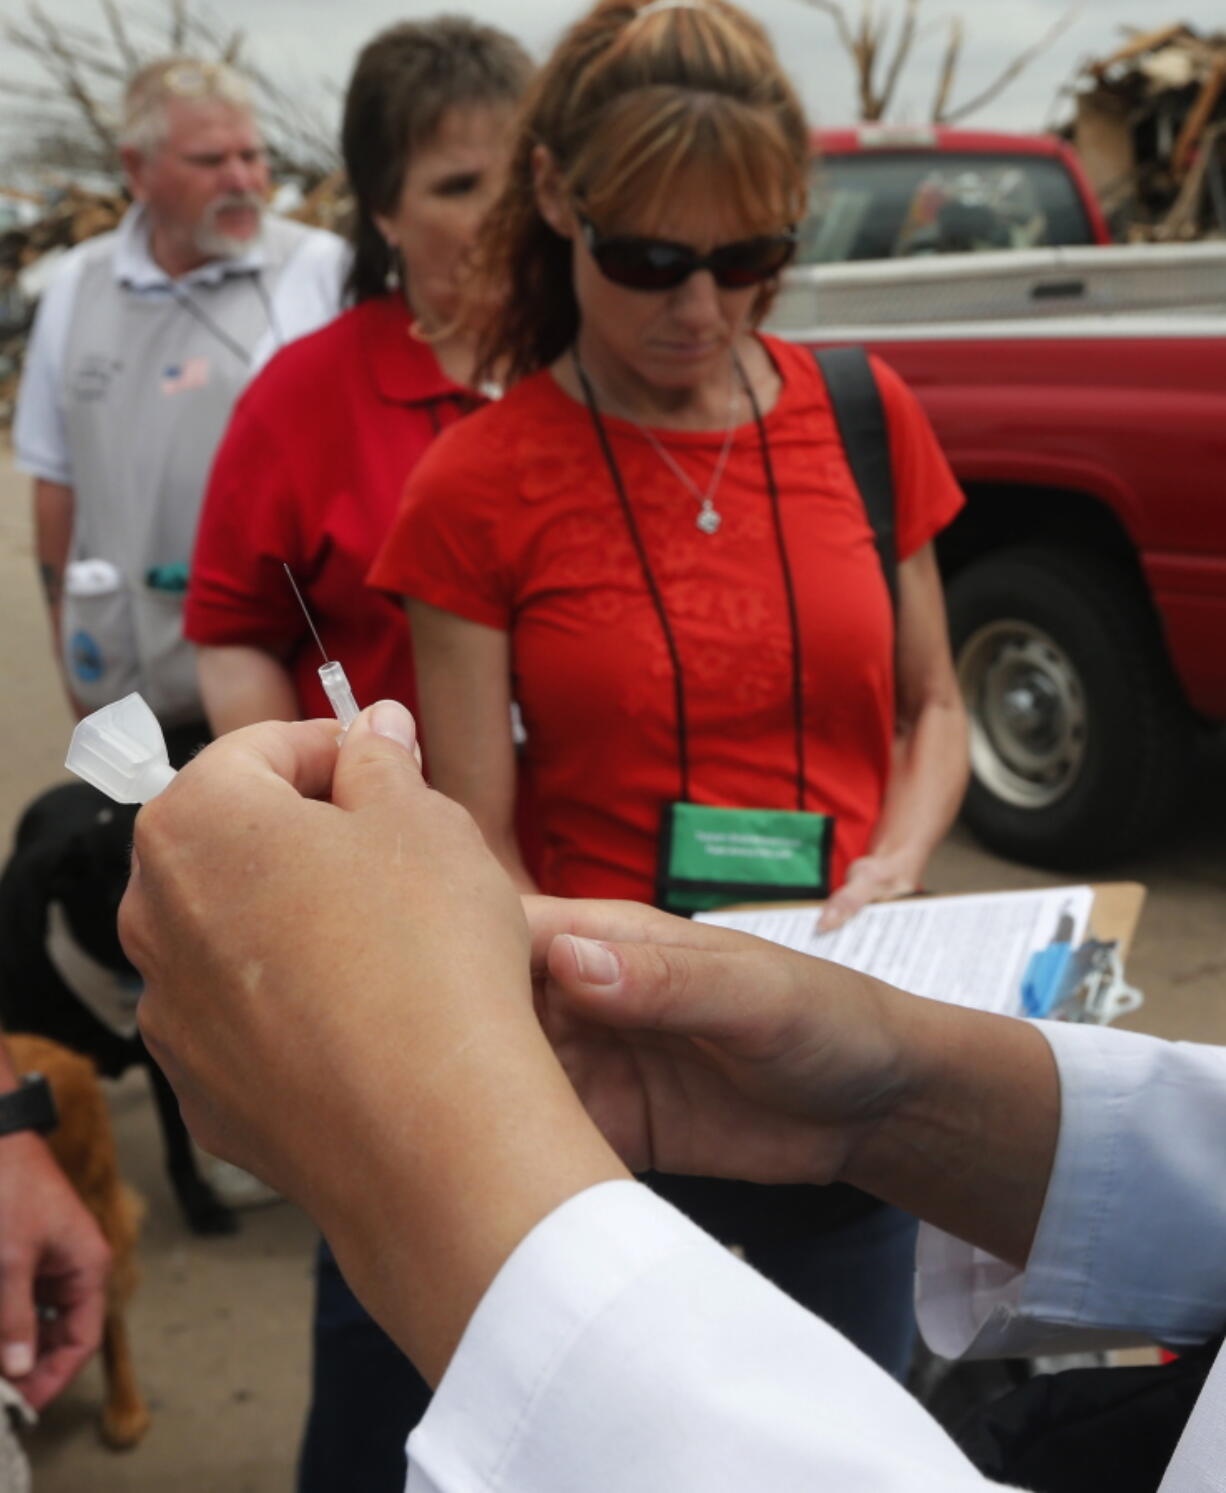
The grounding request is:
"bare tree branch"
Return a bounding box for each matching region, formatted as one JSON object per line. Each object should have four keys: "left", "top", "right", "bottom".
{"left": 942, "top": 7, "right": 1081, "bottom": 125}
{"left": 3, "top": 24, "right": 128, "bottom": 86}
{"left": 793, "top": 0, "right": 857, "bottom": 56}
{"left": 791, "top": 0, "right": 1084, "bottom": 129}
{"left": 168, "top": 0, "right": 187, "bottom": 50}
{"left": 878, "top": 0, "right": 921, "bottom": 120}
{"left": 0, "top": 76, "right": 71, "bottom": 104}
{"left": 857, "top": 1, "right": 880, "bottom": 118}
{"left": 1, "top": 0, "right": 338, "bottom": 186}
{"left": 931, "top": 15, "right": 964, "bottom": 123}
{"left": 24, "top": 4, "right": 119, "bottom": 153}
{"left": 99, "top": 0, "right": 141, "bottom": 71}
{"left": 173, "top": 7, "right": 242, "bottom": 63}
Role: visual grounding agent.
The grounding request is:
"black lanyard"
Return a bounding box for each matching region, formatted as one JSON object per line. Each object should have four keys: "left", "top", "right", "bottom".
{"left": 166, "top": 272, "right": 280, "bottom": 366}
{"left": 573, "top": 349, "right": 807, "bottom": 810}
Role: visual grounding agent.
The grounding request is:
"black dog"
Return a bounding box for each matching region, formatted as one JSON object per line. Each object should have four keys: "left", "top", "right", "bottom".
{"left": 0, "top": 781, "right": 236, "bottom": 1235}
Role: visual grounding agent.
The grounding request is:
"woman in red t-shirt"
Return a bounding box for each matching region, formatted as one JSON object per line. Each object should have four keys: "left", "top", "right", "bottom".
{"left": 185, "top": 21, "right": 533, "bottom": 1493}
{"left": 374, "top": 0, "right": 970, "bottom": 1384}
{"left": 186, "top": 19, "right": 531, "bottom": 732}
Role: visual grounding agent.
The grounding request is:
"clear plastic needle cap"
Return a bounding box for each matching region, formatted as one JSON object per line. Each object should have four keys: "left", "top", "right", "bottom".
{"left": 65, "top": 694, "right": 178, "bottom": 805}
{"left": 319, "top": 660, "right": 360, "bottom": 729}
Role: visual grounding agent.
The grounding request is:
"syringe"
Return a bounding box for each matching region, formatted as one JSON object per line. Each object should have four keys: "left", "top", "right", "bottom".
{"left": 318, "top": 659, "right": 359, "bottom": 729}
{"left": 65, "top": 666, "right": 360, "bottom": 805}
{"left": 63, "top": 573, "right": 363, "bottom": 806}
{"left": 283, "top": 564, "right": 361, "bottom": 729}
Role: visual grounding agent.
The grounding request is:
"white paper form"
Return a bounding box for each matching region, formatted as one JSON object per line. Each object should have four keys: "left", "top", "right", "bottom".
{"left": 696, "top": 887, "right": 1095, "bottom": 1016}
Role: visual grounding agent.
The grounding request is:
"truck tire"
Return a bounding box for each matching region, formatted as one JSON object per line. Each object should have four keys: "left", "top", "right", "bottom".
{"left": 946, "top": 546, "right": 1193, "bottom": 868}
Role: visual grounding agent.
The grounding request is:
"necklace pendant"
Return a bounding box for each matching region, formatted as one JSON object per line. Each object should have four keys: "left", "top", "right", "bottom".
{"left": 696, "top": 503, "right": 722, "bottom": 536}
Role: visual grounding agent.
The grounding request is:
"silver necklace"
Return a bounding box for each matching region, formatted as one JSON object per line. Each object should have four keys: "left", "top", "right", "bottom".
{"left": 573, "top": 351, "right": 743, "bottom": 535}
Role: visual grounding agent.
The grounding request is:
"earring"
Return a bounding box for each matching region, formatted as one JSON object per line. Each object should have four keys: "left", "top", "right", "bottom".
{"left": 384, "top": 241, "right": 401, "bottom": 291}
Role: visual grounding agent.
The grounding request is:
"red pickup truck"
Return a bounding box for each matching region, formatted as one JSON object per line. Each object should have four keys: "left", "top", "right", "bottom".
{"left": 779, "top": 135, "right": 1223, "bottom": 866}
{"left": 869, "top": 320, "right": 1224, "bottom": 869}
{"left": 805, "top": 126, "right": 1112, "bottom": 263}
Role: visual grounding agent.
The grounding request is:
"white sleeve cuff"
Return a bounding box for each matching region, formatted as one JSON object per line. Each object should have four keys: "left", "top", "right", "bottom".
{"left": 918, "top": 1022, "right": 1226, "bottom": 1359}
{"left": 11, "top": 450, "right": 73, "bottom": 486}
{"left": 409, "top": 1180, "right": 993, "bottom": 1493}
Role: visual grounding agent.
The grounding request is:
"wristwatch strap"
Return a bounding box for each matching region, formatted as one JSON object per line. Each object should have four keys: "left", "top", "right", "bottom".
{"left": 0, "top": 1075, "right": 59, "bottom": 1138}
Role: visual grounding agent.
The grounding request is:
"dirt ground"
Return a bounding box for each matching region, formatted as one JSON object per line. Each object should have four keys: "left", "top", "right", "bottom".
{"left": 0, "top": 444, "right": 1222, "bottom": 1491}
{"left": 2, "top": 447, "right": 318, "bottom": 1493}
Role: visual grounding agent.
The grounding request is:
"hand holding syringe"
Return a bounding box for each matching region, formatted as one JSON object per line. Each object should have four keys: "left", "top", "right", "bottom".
{"left": 65, "top": 566, "right": 361, "bottom": 803}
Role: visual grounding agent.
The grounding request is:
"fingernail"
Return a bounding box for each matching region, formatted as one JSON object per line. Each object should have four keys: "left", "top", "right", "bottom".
{"left": 369, "top": 700, "right": 417, "bottom": 753}
{"left": 566, "top": 936, "right": 621, "bottom": 986}
{"left": 2, "top": 1342, "right": 33, "bottom": 1378}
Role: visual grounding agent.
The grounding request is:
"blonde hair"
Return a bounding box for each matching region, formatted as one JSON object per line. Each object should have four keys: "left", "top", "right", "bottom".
{"left": 474, "top": 0, "right": 808, "bottom": 385}
{"left": 120, "top": 57, "right": 254, "bottom": 155}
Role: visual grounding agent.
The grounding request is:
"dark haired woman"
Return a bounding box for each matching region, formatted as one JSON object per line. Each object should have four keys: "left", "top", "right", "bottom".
{"left": 186, "top": 16, "right": 531, "bottom": 734}
{"left": 184, "top": 19, "right": 533, "bottom": 1490}
{"left": 373, "top": 0, "right": 968, "bottom": 1383}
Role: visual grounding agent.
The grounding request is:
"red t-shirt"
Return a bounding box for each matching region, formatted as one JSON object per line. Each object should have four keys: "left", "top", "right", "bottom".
{"left": 186, "top": 295, "right": 478, "bottom": 718}
{"left": 370, "top": 337, "right": 963, "bottom": 900}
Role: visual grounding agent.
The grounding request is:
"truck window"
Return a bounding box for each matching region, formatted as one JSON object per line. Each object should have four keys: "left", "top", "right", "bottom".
{"left": 799, "top": 152, "right": 1094, "bottom": 264}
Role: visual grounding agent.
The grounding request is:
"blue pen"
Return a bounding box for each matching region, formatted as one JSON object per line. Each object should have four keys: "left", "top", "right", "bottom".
{"left": 1021, "top": 907, "right": 1076, "bottom": 1018}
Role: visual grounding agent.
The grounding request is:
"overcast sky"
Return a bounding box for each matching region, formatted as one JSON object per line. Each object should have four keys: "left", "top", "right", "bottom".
{"left": 5, "top": 0, "right": 1225, "bottom": 138}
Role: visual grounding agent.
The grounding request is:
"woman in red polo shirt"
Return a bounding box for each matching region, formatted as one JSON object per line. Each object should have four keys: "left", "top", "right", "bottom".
{"left": 186, "top": 18, "right": 531, "bottom": 730}
{"left": 186, "top": 20, "right": 532, "bottom": 1493}
{"left": 372, "top": 0, "right": 969, "bottom": 1383}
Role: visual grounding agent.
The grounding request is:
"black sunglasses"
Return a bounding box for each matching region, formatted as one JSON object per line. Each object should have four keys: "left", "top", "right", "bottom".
{"left": 576, "top": 212, "right": 797, "bottom": 292}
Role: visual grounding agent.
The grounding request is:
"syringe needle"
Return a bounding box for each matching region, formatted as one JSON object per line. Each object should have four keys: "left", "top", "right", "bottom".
{"left": 283, "top": 563, "right": 329, "bottom": 662}
{"left": 281, "top": 564, "right": 360, "bottom": 728}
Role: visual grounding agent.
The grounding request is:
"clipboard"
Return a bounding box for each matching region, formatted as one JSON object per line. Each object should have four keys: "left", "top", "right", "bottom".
{"left": 708, "top": 882, "right": 1148, "bottom": 1028}
{"left": 1083, "top": 882, "right": 1146, "bottom": 956}
{"left": 1051, "top": 881, "right": 1146, "bottom": 1027}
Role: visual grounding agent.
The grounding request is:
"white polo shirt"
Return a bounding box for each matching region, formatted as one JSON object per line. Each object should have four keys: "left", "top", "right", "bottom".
{"left": 12, "top": 205, "right": 345, "bottom": 723}
{"left": 14, "top": 204, "right": 345, "bottom": 484}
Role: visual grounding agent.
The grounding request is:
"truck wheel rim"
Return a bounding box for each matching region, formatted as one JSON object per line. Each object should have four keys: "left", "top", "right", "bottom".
{"left": 957, "top": 621, "right": 1088, "bottom": 809}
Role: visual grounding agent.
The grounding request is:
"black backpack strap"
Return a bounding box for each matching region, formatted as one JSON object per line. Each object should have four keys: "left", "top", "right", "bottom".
{"left": 814, "top": 346, "right": 898, "bottom": 616}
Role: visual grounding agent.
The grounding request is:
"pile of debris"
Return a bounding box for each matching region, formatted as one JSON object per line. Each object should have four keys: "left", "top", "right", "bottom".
{"left": 1065, "top": 23, "right": 1226, "bottom": 241}
{"left": 0, "top": 185, "right": 127, "bottom": 426}
{"left": 292, "top": 171, "right": 351, "bottom": 237}
{"left": 1, "top": 183, "right": 125, "bottom": 292}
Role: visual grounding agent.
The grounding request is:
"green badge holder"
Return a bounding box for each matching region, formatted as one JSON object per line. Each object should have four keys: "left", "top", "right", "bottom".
{"left": 657, "top": 801, "right": 833, "bottom": 914}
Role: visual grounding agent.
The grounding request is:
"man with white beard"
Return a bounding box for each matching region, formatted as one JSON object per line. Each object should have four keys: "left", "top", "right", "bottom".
{"left": 14, "top": 58, "right": 343, "bottom": 754}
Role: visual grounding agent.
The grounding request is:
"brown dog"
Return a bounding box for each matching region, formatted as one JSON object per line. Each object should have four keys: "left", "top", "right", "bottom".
{"left": 4, "top": 1033, "right": 149, "bottom": 1449}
